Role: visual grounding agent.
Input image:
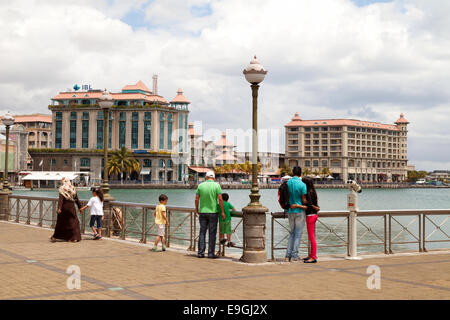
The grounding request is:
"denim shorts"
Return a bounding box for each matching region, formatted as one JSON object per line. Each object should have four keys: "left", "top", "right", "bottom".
{"left": 90, "top": 215, "right": 103, "bottom": 228}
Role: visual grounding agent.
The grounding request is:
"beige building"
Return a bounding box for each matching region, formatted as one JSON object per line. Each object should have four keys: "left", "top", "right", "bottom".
{"left": 285, "top": 113, "right": 409, "bottom": 182}
{"left": 31, "top": 79, "right": 190, "bottom": 183}
{"left": 14, "top": 114, "right": 52, "bottom": 148}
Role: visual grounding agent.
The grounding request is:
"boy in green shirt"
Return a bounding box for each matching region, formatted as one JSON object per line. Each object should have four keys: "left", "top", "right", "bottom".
{"left": 218, "top": 193, "right": 236, "bottom": 247}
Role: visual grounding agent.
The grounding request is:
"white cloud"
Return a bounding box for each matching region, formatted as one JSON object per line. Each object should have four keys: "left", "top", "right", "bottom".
{"left": 0, "top": 0, "right": 449, "bottom": 170}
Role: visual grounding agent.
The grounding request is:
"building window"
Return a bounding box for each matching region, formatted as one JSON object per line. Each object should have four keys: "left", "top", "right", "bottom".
{"left": 178, "top": 114, "right": 183, "bottom": 153}
{"left": 97, "top": 111, "right": 103, "bottom": 149}
{"left": 82, "top": 112, "right": 89, "bottom": 148}
{"left": 167, "top": 113, "right": 173, "bottom": 150}
{"left": 50, "top": 159, "right": 56, "bottom": 166}
{"left": 55, "top": 112, "right": 62, "bottom": 149}
{"left": 322, "top": 160, "right": 328, "bottom": 167}
{"left": 313, "top": 160, "right": 319, "bottom": 167}
{"left": 304, "top": 160, "right": 311, "bottom": 167}
{"left": 80, "top": 158, "right": 90, "bottom": 167}
{"left": 64, "top": 159, "right": 68, "bottom": 166}
{"left": 159, "top": 159, "right": 165, "bottom": 168}
{"left": 159, "top": 112, "right": 165, "bottom": 149}
{"left": 143, "top": 159, "right": 152, "bottom": 167}
{"left": 144, "top": 112, "right": 151, "bottom": 149}
{"left": 168, "top": 159, "right": 173, "bottom": 168}
{"left": 119, "top": 112, "right": 126, "bottom": 148}
{"left": 108, "top": 113, "right": 112, "bottom": 149}
{"left": 131, "top": 112, "right": 139, "bottom": 149}
{"left": 70, "top": 112, "right": 77, "bottom": 149}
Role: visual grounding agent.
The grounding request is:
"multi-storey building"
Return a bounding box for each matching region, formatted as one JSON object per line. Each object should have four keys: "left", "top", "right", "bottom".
{"left": 285, "top": 113, "right": 409, "bottom": 182}
{"left": 14, "top": 114, "right": 52, "bottom": 148}
{"left": 30, "top": 79, "right": 190, "bottom": 183}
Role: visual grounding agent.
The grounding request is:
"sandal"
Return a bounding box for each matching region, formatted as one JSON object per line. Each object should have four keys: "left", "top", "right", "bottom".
{"left": 303, "top": 258, "right": 317, "bottom": 263}
{"left": 49, "top": 237, "right": 56, "bottom": 242}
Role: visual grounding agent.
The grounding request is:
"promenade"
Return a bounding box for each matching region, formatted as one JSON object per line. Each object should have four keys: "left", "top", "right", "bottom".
{"left": 1, "top": 221, "right": 449, "bottom": 300}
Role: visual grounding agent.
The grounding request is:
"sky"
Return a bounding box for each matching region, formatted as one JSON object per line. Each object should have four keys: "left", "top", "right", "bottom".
{"left": 0, "top": 0, "right": 449, "bottom": 171}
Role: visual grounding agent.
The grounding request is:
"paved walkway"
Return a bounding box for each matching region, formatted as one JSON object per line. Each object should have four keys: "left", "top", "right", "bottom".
{"left": 1, "top": 221, "right": 449, "bottom": 300}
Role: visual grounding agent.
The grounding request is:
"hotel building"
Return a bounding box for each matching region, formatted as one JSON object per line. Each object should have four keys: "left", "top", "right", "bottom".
{"left": 285, "top": 113, "right": 409, "bottom": 182}
{"left": 30, "top": 78, "right": 190, "bottom": 183}
{"left": 14, "top": 114, "right": 52, "bottom": 148}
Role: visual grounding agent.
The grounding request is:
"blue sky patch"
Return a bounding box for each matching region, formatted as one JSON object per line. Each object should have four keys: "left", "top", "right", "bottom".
{"left": 351, "top": 0, "right": 393, "bottom": 7}
{"left": 190, "top": 3, "right": 213, "bottom": 17}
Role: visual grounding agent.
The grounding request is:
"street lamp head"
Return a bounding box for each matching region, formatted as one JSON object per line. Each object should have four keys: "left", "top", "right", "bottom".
{"left": 243, "top": 55, "right": 267, "bottom": 84}
{"left": 98, "top": 89, "right": 114, "bottom": 110}
{"left": 1, "top": 112, "right": 15, "bottom": 127}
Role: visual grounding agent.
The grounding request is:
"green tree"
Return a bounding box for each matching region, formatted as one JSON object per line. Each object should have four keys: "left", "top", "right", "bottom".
{"left": 321, "top": 167, "right": 331, "bottom": 177}
{"left": 109, "top": 147, "right": 140, "bottom": 184}
{"left": 279, "top": 163, "right": 292, "bottom": 177}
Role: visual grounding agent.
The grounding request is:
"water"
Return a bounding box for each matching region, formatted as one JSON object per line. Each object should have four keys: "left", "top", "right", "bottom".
{"left": 12, "top": 188, "right": 450, "bottom": 258}
{"left": 13, "top": 187, "right": 450, "bottom": 211}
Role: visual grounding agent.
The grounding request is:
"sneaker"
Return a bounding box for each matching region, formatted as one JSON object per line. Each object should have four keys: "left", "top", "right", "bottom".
{"left": 220, "top": 238, "right": 227, "bottom": 245}
{"left": 291, "top": 257, "right": 299, "bottom": 262}
{"left": 197, "top": 254, "right": 205, "bottom": 258}
{"left": 93, "top": 233, "right": 98, "bottom": 238}
{"left": 162, "top": 246, "right": 166, "bottom": 252}
{"left": 151, "top": 247, "right": 160, "bottom": 252}
{"left": 284, "top": 257, "right": 291, "bottom": 262}
{"left": 93, "top": 235, "right": 101, "bottom": 240}
{"left": 227, "top": 241, "right": 235, "bottom": 247}
{"left": 207, "top": 255, "right": 219, "bottom": 259}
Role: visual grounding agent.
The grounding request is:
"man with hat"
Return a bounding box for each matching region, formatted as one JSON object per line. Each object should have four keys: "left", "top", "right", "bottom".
{"left": 195, "top": 171, "right": 225, "bottom": 258}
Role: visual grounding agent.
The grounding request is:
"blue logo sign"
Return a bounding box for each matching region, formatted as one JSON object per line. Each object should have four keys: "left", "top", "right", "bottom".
{"left": 73, "top": 84, "right": 92, "bottom": 91}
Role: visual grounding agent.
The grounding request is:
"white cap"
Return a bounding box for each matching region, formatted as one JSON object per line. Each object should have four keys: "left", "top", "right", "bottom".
{"left": 206, "top": 171, "right": 215, "bottom": 178}
{"left": 281, "top": 175, "right": 292, "bottom": 181}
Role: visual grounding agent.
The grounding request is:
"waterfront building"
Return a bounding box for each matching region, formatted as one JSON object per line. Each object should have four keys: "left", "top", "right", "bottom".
{"left": 285, "top": 113, "right": 409, "bottom": 182}
{"left": 30, "top": 79, "right": 190, "bottom": 183}
{"left": 14, "top": 114, "right": 52, "bottom": 148}
{"left": 427, "top": 170, "right": 450, "bottom": 181}
{"left": 0, "top": 124, "right": 30, "bottom": 183}
{"left": 214, "top": 132, "right": 237, "bottom": 166}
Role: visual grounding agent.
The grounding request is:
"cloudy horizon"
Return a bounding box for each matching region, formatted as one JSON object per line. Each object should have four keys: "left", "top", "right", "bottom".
{"left": 0, "top": 0, "right": 449, "bottom": 171}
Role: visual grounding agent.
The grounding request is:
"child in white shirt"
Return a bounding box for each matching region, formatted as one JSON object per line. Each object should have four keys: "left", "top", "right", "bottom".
{"left": 80, "top": 188, "right": 104, "bottom": 240}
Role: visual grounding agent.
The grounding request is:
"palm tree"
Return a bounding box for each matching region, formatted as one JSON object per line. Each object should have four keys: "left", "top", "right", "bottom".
{"left": 109, "top": 147, "right": 140, "bottom": 184}
{"left": 303, "top": 168, "right": 312, "bottom": 177}
{"left": 321, "top": 167, "right": 331, "bottom": 178}
{"left": 279, "top": 163, "right": 292, "bottom": 177}
{"left": 107, "top": 157, "right": 122, "bottom": 181}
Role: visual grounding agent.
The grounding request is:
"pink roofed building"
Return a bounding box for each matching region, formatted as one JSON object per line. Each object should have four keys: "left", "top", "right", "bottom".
{"left": 214, "top": 132, "right": 237, "bottom": 166}
{"left": 285, "top": 113, "right": 409, "bottom": 183}
{"left": 33, "top": 78, "right": 192, "bottom": 184}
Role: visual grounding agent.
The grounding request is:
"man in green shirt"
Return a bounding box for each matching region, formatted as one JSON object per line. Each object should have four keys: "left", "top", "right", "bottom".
{"left": 195, "top": 171, "right": 225, "bottom": 258}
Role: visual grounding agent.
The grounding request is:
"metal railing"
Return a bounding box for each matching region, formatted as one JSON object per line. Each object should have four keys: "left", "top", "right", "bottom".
{"left": 270, "top": 209, "right": 450, "bottom": 260}
{"left": 7, "top": 195, "right": 244, "bottom": 258}
{"left": 6, "top": 195, "right": 449, "bottom": 260}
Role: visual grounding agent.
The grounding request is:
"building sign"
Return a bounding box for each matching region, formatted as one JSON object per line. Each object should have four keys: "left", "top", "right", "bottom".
{"left": 73, "top": 84, "right": 92, "bottom": 91}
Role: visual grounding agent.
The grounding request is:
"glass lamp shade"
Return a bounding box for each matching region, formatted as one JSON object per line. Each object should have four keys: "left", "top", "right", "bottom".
{"left": 243, "top": 56, "right": 267, "bottom": 84}
{"left": 2, "top": 112, "right": 15, "bottom": 127}
{"left": 98, "top": 90, "right": 114, "bottom": 109}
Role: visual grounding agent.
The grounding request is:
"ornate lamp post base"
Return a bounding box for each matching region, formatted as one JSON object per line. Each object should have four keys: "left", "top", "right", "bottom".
{"left": 241, "top": 205, "right": 268, "bottom": 263}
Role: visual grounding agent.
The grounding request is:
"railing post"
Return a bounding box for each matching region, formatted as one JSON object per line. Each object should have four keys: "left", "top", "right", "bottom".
{"left": 121, "top": 205, "right": 126, "bottom": 240}
{"left": 418, "top": 213, "right": 423, "bottom": 252}
{"left": 26, "top": 199, "right": 31, "bottom": 225}
{"left": 142, "top": 208, "right": 147, "bottom": 244}
{"left": 384, "top": 214, "right": 388, "bottom": 254}
{"left": 271, "top": 214, "right": 274, "bottom": 261}
{"left": 193, "top": 213, "right": 197, "bottom": 251}
{"left": 38, "top": 200, "right": 43, "bottom": 227}
{"left": 167, "top": 210, "right": 171, "bottom": 248}
{"left": 388, "top": 214, "right": 393, "bottom": 254}
{"left": 422, "top": 214, "right": 427, "bottom": 252}
{"left": 0, "top": 191, "right": 11, "bottom": 221}
{"left": 188, "top": 211, "right": 193, "bottom": 251}
{"left": 15, "top": 198, "right": 20, "bottom": 222}
{"left": 51, "top": 200, "right": 56, "bottom": 229}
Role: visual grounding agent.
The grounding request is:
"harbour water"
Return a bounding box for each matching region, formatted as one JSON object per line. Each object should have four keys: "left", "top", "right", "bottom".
{"left": 12, "top": 188, "right": 450, "bottom": 258}
{"left": 13, "top": 187, "right": 450, "bottom": 211}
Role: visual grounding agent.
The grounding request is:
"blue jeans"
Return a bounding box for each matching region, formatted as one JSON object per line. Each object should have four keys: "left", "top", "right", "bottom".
{"left": 198, "top": 213, "right": 218, "bottom": 256}
{"left": 286, "top": 212, "right": 306, "bottom": 260}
